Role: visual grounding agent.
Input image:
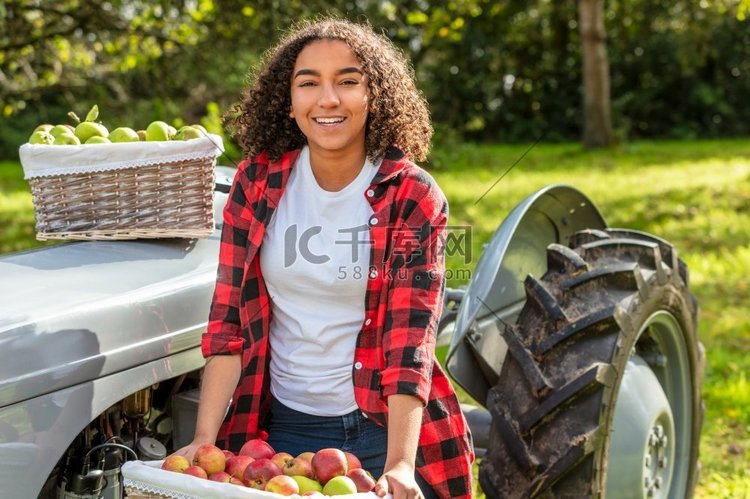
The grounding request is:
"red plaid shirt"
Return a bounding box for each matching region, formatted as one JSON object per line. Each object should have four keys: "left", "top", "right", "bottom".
{"left": 202, "top": 147, "right": 474, "bottom": 497}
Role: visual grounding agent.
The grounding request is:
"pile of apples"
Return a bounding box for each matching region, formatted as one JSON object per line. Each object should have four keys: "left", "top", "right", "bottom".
{"left": 27, "top": 105, "right": 207, "bottom": 146}
{"left": 160, "top": 439, "right": 376, "bottom": 497}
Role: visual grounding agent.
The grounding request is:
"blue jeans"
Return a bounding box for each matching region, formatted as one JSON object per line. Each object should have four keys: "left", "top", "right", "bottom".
{"left": 265, "top": 398, "right": 438, "bottom": 498}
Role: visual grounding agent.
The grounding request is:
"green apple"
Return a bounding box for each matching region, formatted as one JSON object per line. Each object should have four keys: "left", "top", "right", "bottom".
{"left": 109, "top": 127, "right": 140, "bottom": 143}
{"left": 321, "top": 476, "right": 357, "bottom": 496}
{"left": 191, "top": 124, "right": 208, "bottom": 135}
{"left": 54, "top": 131, "right": 81, "bottom": 145}
{"left": 85, "top": 136, "right": 111, "bottom": 144}
{"left": 29, "top": 131, "right": 55, "bottom": 145}
{"left": 33, "top": 124, "right": 53, "bottom": 134}
{"left": 75, "top": 121, "right": 109, "bottom": 143}
{"left": 50, "top": 124, "right": 73, "bottom": 138}
{"left": 145, "top": 121, "right": 170, "bottom": 141}
{"left": 175, "top": 126, "right": 202, "bottom": 141}
{"left": 291, "top": 476, "right": 323, "bottom": 494}
{"left": 168, "top": 125, "right": 177, "bottom": 139}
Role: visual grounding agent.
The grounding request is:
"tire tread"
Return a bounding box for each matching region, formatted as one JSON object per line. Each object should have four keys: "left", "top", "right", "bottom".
{"left": 479, "top": 229, "right": 701, "bottom": 498}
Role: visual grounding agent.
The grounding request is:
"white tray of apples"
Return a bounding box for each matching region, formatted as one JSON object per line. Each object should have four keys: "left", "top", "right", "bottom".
{"left": 122, "top": 438, "right": 388, "bottom": 498}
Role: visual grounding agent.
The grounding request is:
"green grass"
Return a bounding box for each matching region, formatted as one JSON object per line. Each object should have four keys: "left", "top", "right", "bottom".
{"left": 0, "top": 160, "right": 57, "bottom": 253}
{"left": 2, "top": 138, "right": 749, "bottom": 496}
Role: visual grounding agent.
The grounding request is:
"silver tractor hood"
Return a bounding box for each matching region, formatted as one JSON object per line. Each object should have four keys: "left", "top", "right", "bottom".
{"left": 0, "top": 166, "right": 236, "bottom": 408}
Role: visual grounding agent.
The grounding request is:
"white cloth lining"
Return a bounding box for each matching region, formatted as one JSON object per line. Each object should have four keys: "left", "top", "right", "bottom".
{"left": 19, "top": 134, "right": 224, "bottom": 179}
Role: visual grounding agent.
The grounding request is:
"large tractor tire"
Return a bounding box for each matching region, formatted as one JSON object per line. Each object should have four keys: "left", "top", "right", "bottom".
{"left": 479, "top": 229, "right": 704, "bottom": 498}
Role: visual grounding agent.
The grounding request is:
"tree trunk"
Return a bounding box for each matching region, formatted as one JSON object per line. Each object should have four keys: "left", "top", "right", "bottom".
{"left": 578, "top": 0, "right": 614, "bottom": 147}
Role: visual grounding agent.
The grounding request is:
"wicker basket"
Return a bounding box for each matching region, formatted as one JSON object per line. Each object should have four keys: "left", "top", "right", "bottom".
{"left": 19, "top": 135, "right": 224, "bottom": 241}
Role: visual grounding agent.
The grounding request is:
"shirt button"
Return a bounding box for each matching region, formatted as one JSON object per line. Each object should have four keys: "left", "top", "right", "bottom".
{"left": 354, "top": 362, "right": 363, "bottom": 369}
{"left": 366, "top": 189, "right": 375, "bottom": 198}
{"left": 364, "top": 318, "right": 372, "bottom": 326}
{"left": 369, "top": 269, "right": 378, "bottom": 279}
{"left": 369, "top": 216, "right": 378, "bottom": 226}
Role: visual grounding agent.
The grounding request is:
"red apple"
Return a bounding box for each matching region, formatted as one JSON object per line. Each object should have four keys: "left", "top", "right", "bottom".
{"left": 265, "top": 474, "right": 300, "bottom": 496}
{"left": 222, "top": 449, "right": 235, "bottom": 460}
{"left": 161, "top": 455, "right": 190, "bottom": 473}
{"left": 229, "top": 477, "right": 244, "bottom": 486}
{"left": 297, "top": 451, "right": 315, "bottom": 462}
{"left": 311, "top": 448, "right": 348, "bottom": 484}
{"left": 347, "top": 467, "right": 376, "bottom": 492}
{"left": 243, "top": 458, "right": 282, "bottom": 490}
{"left": 344, "top": 451, "right": 361, "bottom": 470}
{"left": 271, "top": 451, "right": 294, "bottom": 470}
{"left": 239, "top": 438, "right": 275, "bottom": 460}
{"left": 193, "top": 443, "right": 226, "bottom": 475}
{"left": 208, "top": 471, "right": 232, "bottom": 482}
{"left": 184, "top": 465, "right": 208, "bottom": 479}
{"left": 225, "top": 455, "right": 255, "bottom": 481}
{"left": 283, "top": 456, "right": 315, "bottom": 479}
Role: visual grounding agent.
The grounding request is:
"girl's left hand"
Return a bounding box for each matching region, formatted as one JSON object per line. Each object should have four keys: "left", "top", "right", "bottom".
{"left": 374, "top": 461, "right": 424, "bottom": 499}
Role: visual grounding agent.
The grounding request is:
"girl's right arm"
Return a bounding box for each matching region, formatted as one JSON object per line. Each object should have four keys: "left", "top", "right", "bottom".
{"left": 172, "top": 354, "right": 242, "bottom": 461}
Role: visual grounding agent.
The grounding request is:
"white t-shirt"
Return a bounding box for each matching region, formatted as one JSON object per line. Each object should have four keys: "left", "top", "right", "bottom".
{"left": 260, "top": 147, "right": 380, "bottom": 416}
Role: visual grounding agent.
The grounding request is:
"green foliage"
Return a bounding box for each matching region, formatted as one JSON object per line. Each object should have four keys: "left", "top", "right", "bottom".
{"left": 0, "top": 0, "right": 353, "bottom": 157}
{"left": 200, "top": 101, "right": 241, "bottom": 164}
{"left": 0, "top": 1, "right": 212, "bottom": 107}
{"left": 740, "top": 0, "right": 750, "bottom": 20}
{"left": 2, "top": 1, "right": 749, "bottom": 160}
{"left": 410, "top": 0, "right": 750, "bottom": 142}
{"left": 606, "top": 1, "right": 750, "bottom": 140}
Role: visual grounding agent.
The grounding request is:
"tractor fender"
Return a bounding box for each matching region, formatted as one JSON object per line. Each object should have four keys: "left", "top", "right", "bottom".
{"left": 445, "top": 184, "right": 607, "bottom": 406}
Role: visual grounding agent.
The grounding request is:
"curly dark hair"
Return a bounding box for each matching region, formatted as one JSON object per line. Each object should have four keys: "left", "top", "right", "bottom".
{"left": 226, "top": 17, "right": 432, "bottom": 162}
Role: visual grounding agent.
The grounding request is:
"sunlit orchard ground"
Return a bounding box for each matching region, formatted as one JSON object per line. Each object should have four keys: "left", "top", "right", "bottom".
{"left": 1, "top": 138, "right": 748, "bottom": 497}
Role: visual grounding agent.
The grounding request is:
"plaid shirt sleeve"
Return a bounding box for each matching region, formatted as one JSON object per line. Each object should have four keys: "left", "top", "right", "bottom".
{"left": 380, "top": 169, "right": 448, "bottom": 405}
{"left": 201, "top": 159, "right": 256, "bottom": 357}
{"left": 376, "top": 166, "right": 474, "bottom": 498}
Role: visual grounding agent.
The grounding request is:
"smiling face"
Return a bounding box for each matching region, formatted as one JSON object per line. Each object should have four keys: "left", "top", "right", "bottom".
{"left": 290, "top": 39, "right": 370, "bottom": 163}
